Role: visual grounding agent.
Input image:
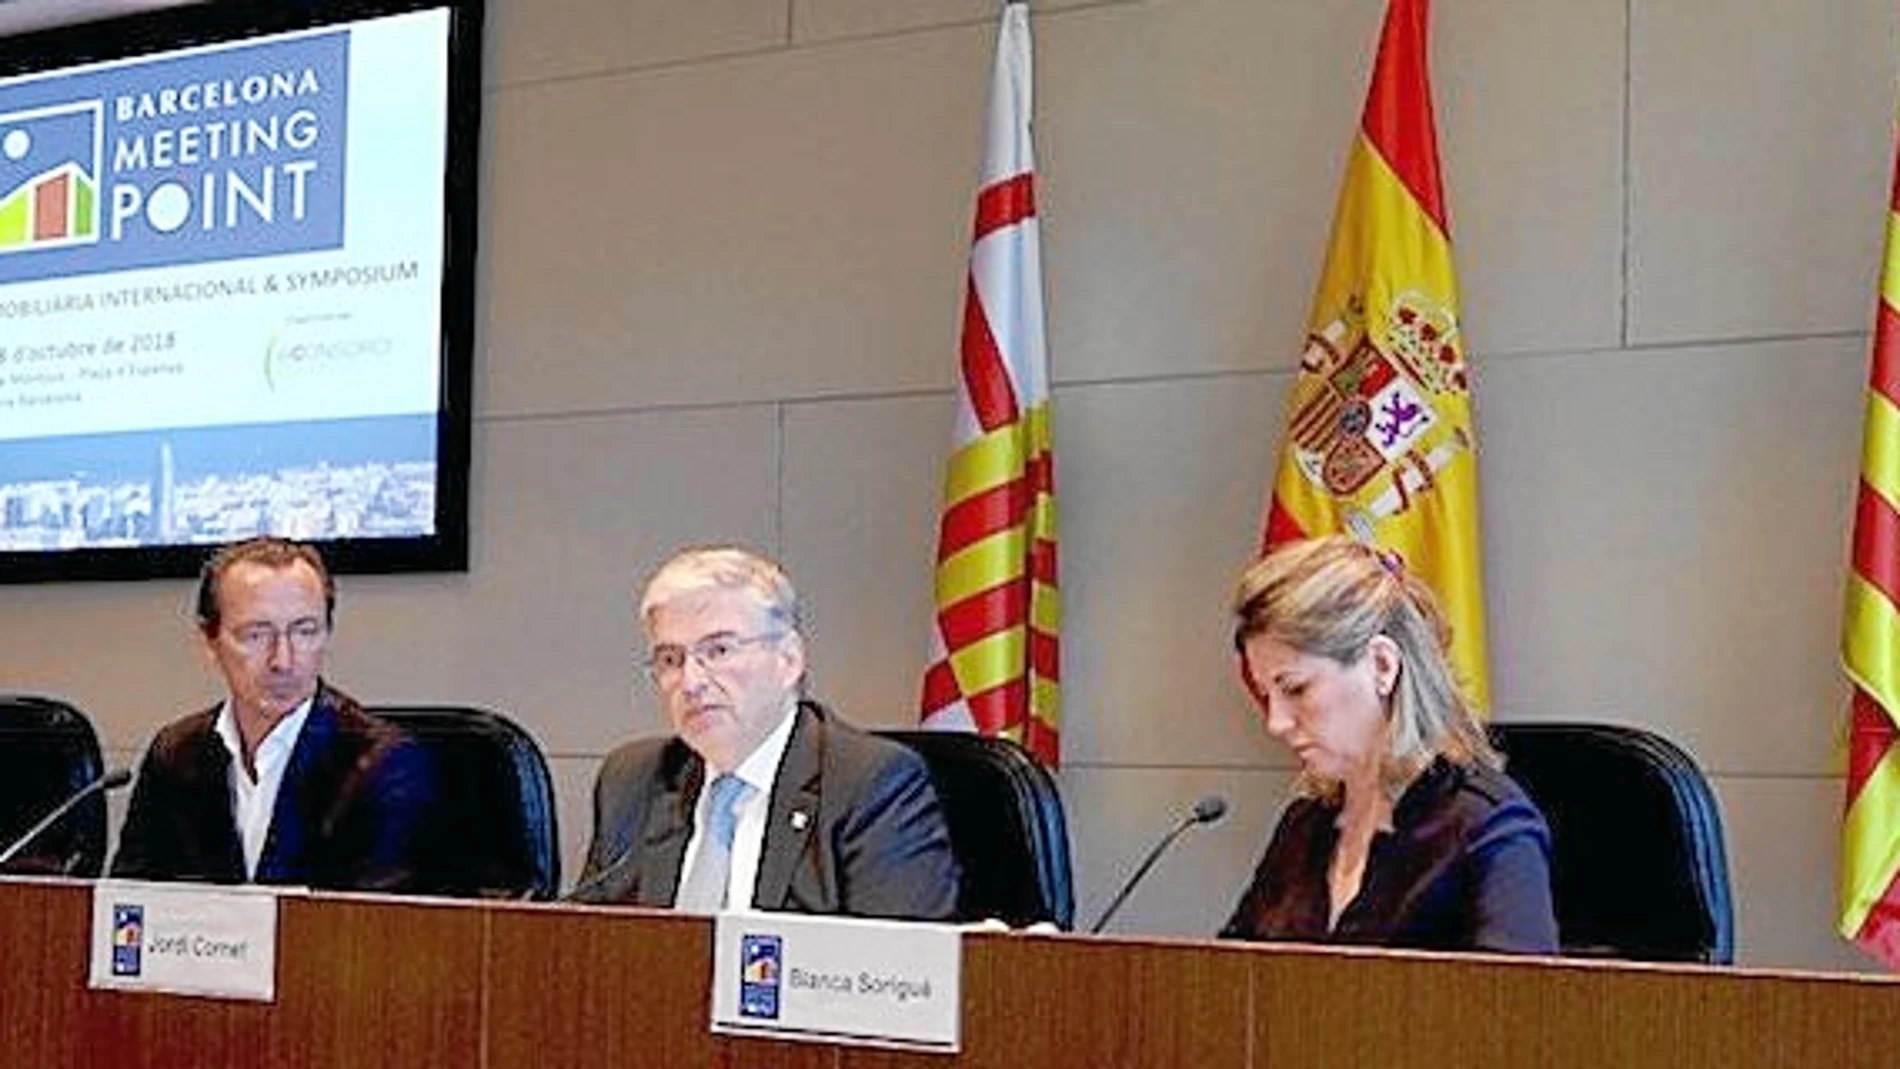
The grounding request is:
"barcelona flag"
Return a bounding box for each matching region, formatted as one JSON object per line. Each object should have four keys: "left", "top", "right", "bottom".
{"left": 1839, "top": 110, "right": 1900, "bottom": 971}
{"left": 919, "top": 2, "right": 1059, "bottom": 766}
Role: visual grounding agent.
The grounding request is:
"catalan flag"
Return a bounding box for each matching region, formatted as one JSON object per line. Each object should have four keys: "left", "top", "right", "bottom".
{"left": 1262, "top": 0, "right": 1490, "bottom": 712}
{"left": 1839, "top": 127, "right": 1900, "bottom": 971}
{"left": 919, "top": 1, "right": 1059, "bottom": 766}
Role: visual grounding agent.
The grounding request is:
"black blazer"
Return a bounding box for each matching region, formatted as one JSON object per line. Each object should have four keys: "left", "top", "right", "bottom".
{"left": 1221, "top": 758, "right": 1558, "bottom": 953}
{"left": 111, "top": 683, "right": 434, "bottom": 893}
{"left": 573, "top": 701, "right": 960, "bottom": 920}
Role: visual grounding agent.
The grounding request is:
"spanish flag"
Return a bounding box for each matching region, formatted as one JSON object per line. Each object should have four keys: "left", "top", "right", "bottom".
{"left": 1263, "top": 0, "right": 1490, "bottom": 712}
{"left": 1839, "top": 130, "right": 1900, "bottom": 970}
{"left": 919, "top": 2, "right": 1059, "bottom": 766}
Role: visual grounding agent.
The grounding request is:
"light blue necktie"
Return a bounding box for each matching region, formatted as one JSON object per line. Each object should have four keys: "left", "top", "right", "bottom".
{"left": 676, "top": 774, "right": 749, "bottom": 914}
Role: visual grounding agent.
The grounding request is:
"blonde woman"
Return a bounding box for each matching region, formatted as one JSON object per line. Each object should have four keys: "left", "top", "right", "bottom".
{"left": 1221, "top": 536, "right": 1556, "bottom": 953}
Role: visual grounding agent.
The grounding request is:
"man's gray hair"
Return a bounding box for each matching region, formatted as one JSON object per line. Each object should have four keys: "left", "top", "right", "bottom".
{"left": 639, "top": 546, "right": 801, "bottom": 635}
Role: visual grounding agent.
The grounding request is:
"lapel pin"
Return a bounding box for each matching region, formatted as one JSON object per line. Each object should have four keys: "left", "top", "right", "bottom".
{"left": 790, "top": 810, "right": 810, "bottom": 831}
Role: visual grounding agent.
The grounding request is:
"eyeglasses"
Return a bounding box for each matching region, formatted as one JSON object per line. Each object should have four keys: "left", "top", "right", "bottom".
{"left": 643, "top": 632, "right": 784, "bottom": 683}
{"left": 225, "top": 620, "right": 328, "bottom": 657}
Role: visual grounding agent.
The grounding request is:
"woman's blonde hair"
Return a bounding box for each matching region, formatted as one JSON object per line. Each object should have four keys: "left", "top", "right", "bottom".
{"left": 1231, "top": 536, "right": 1497, "bottom": 798}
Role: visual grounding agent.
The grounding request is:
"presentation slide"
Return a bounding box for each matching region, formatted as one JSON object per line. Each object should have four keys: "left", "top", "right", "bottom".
{"left": 0, "top": 7, "right": 451, "bottom": 552}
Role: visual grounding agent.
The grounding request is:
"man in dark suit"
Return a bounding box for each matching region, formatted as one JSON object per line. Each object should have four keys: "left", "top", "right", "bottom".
{"left": 111, "top": 537, "right": 433, "bottom": 892}
{"left": 572, "top": 547, "right": 960, "bottom": 920}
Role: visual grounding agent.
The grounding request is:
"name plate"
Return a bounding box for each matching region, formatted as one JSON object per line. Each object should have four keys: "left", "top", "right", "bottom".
{"left": 710, "top": 912, "right": 961, "bottom": 1052}
{"left": 88, "top": 880, "right": 280, "bottom": 1001}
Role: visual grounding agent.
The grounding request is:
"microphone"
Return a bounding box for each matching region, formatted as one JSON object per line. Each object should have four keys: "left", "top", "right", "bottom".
{"left": 0, "top": 767, "right": 133, "bottom": 869}
{"left": 1087, "top": 795, "right": 1227, "bottom": 935}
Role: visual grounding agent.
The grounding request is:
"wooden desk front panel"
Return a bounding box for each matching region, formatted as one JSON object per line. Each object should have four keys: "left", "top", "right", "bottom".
{"left": 486, "top": 903, "right": 834, "bottom": 1069}
{"left": 0, "top": 881, "right": 484, "bottom": 1069}
{"left": 8, "top": 881, "right": 1900, "bottom": 1068}
{"left": 830, "top": 934, "right": 1253, "bottom": 1069}
{"left": 1250, "top": 944, "right": 1900, "bottom": 1069}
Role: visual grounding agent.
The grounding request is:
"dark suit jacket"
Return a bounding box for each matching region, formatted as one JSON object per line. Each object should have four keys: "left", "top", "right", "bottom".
{"left": 572, "top": 702, "right": 960, "bottom": 921}
{"left": 110, "top": 683, "right": 434, "bottom": 893}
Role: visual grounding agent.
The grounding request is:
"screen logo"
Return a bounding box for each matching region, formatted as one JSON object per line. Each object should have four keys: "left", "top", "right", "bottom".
{"left": 738, "top": 934, "right": 782, "bottom": 1020}
{"left": 0, "top": 28, "right": 349, "bottom": 285}
{"left": 111, "top": 903, "right": 144, "bottom": 977}
{"left": 0, "top": 102, "right": 102, "bottom": 255}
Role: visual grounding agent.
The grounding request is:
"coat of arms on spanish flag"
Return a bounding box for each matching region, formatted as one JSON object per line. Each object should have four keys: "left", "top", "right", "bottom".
{"left": 1263, "top": 0, "right": 1490, "bottom": 712}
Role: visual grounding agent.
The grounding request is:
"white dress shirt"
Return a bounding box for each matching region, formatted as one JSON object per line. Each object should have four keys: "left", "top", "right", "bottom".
{"left": 674, "top": 705, "right": 798, "bottom": 911}
{"left": 212, "top": 697, "right": 313, "bottom": 879}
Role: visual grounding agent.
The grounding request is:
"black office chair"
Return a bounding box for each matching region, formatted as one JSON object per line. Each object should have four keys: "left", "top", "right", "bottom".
{"left": 879, "top": 730, "right": 1075, "bottom": 928}
{"left": 0, "top": 694, "right": 109, "bottom": 877}
{"left": 1489, "top": 721, "right": 1734, "bottom": 964}
{"left": 372, "top": 705, "right": 560, "bottom": 900}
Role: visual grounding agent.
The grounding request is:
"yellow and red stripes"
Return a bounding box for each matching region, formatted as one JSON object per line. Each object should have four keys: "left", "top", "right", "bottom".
{"left": 921, "top": 401, "right": 1059, "bottom": 762}
{"left": 920, "top": 3, "right": 1059, "bottom": 766}
{"left": 1841, "top": 160, "right": 1900, "bottom": 966}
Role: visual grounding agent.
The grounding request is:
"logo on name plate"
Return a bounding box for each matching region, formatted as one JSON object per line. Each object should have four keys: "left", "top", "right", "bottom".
{"left": 111, "top": 903, "right": 144, "bottom": 977}
{"left": 738, "top": 934, "right": 782, "bottom": 1020}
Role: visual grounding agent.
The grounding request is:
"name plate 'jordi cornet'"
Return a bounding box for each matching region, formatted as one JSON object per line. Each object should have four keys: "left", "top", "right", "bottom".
{"left": 88, "top": 880, "right": 280, "bottom": 1001}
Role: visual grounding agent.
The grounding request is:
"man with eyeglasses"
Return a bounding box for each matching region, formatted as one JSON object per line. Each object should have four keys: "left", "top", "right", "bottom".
{"left": 572, "top": 546, "right": 961, "bottom": 920}
{"left": 112, "top": 537, "right": 434, "bottom": 891}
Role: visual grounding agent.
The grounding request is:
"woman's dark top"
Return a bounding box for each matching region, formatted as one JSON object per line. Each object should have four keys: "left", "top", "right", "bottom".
{"left": 1220, "top": 758, "right": 1558, "bottom": 953}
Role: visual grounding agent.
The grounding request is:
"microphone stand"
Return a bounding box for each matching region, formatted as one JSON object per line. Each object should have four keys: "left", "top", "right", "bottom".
{"left": 1088, "top": 797, "right": 1226, "bottom": 934}
{"left": 0, "top": 768, "right": 131, "bottom": 868}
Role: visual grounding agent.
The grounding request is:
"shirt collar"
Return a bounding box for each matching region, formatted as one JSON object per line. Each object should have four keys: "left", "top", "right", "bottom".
{"left": 213, "top": 694, "right": 316, "bottom": 772}
{"left": 1392, "top": 756, "right": 1459, "bottom": 821}
{"left": 723, "top": 701, "right": 799, "bottom": 794}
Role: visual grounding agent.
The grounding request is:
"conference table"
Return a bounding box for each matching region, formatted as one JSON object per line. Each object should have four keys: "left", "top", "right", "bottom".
{"left": 3, "top": 877, "right": 1896, "bottom": 1068}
